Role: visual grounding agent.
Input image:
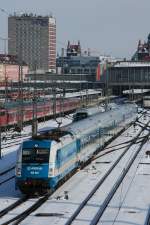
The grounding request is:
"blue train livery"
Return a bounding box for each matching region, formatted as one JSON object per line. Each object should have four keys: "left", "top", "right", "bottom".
{"left": 16, "top": 103, "right": 137, "bottom": 194}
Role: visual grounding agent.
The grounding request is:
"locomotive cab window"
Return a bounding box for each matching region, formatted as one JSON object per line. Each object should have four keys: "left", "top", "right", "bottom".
{"left": 34, "top": 129, "right": 73, "bottom": 142}
{"left": 22, "top": 148, "right": 49, "bottom": 163}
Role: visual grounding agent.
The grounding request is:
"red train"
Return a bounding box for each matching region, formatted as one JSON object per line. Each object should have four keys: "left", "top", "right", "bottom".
{"left": 7, "top": 90, "right": 44, "bottom": 101}
{"left": 0, "top": 98, "right": 80, "bottom": 127}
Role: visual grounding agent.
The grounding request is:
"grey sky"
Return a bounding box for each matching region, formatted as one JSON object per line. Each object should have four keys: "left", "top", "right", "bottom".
{"left": 0, "top": 0, "right": 150, "bottom": 59}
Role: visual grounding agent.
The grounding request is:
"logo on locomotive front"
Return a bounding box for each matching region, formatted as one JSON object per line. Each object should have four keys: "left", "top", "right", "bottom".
{"left": 27, "top": 166, "right": 43, "bottom": 175}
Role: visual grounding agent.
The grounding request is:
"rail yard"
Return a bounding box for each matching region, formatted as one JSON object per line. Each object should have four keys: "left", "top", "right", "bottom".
{"left": 1, "top": 2, "right": 150, "bottom": 225}
{"left": 0, "top": 103, "right": 150, "bottom": 225}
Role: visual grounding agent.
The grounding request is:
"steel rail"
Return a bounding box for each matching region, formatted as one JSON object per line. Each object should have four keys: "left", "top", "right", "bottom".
{"left": 0, "top": 166, "right": 15, "bottom": 186}
{"left": 144, "top": 205, "right": 150, "bottom": 225}
{"left": 1, "top": 111, "right": 147, "bottom": 224}
{"left": 0, "top": 175, "right": 15, "bottom": 186}
{"left": 1, "top": 192, "right": 53, "bottom": 225}
{"left": 90, "top": 129, "right": 150, "bottom": 225}
{"left": 0, "top": 166, "right": 15, "bottom": 176}
{"left": 0, "top": 195, "right": 28, "bottom": 218}
{"left": 64, "top": 120, "right": 149, "bottom": 225}
{"left": 2, "top": 135, "right": 30, "bottom": 149}
{"left": 94, "top": 131, "right": 150, "bottom": 160}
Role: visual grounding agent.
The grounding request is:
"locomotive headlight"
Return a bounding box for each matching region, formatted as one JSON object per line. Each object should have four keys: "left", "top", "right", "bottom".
{"left": 16, "top": 168, "right": 21, "bottom": 176}
{"left": 48, "top": 168, "right": 53, "bottom": 177}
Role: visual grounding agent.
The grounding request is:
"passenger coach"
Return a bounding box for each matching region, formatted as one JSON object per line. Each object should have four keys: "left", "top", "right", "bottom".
{"left": 16, "top": 103, "right": 137, "bottom": 194}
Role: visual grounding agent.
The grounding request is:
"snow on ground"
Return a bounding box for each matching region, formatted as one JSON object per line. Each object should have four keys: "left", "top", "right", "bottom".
{"left": 0, "top": 111, "right": 150, "bottom": 225}
{"left": 19, "top": 113, "right": 150, "bottom": 225}
{"left": 99, "top": 136, "right": 150, "bottom": 224}
{"left": 0, "top": 116, "right": 72, "bottom": 211}
{"left": 0, "top": 116, "right": 72, "bottom": 172}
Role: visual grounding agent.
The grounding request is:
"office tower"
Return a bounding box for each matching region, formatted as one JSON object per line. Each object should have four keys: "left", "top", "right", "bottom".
{"left": 8, "top": 13, "right": 56, "bottom": 72}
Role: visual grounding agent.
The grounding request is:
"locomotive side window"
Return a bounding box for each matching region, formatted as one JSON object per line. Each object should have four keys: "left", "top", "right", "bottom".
{"left": 56, "top": 149, "right": 61, "bottom": 168}
{"left": 22, "top": 148, "right": 50, "bottom": 163}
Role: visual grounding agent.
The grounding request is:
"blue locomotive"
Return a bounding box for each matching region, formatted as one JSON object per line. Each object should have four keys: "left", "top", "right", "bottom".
{"left": 16, "top": 103, "right": 137, "bottom": 194}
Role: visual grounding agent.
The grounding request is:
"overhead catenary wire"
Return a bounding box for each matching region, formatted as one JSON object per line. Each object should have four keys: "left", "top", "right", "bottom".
{"left": 112, "top": 136, "right": 149, "bottom": 225}
{"left": 95, "top": 133, "right": 150, "bottom": 160}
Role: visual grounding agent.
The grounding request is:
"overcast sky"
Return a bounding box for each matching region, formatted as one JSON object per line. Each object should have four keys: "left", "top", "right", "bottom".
{"left": 0, "top": 0, "right": 150, "bottom": 59}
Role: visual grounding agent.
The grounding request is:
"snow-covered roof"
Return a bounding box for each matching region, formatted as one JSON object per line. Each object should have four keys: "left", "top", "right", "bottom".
{"left": 114, "top": 61, "right": 150, "bottom": 67}
{"left": 123, "top": 89, "right": 150, "bottom": 94}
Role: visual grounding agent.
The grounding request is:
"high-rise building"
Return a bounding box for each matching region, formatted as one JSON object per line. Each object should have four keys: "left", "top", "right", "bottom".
{"left": 8, "top": 13, "right": 56, "bottom": 72}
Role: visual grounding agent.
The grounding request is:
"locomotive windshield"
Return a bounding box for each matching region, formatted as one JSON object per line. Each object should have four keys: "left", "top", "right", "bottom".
{"left": 34, "top": 128, "right": 73, "bottom": 142}
{"left": 22, "top": 148, "right": 49, "bottom": 163}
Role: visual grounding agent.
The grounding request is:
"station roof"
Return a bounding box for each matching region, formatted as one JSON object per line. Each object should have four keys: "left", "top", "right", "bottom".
{"left": 114, "top": 61, "right": 150, "bottom": 67}
{"left": 123, "top": 89, "right": 150, "bottom": 94}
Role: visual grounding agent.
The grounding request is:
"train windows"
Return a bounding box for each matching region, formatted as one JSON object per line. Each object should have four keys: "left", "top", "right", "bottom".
{"left": 22, "top": 148, "right": 50, "bottom": 163}
{"left": 80, "top": 129, "right": 98, "bottom": 148}
{"left": 56, "top": 142, "right": 77, "bottom": 166}
{"left": 56, "top": 150, "right": 61, "bottom": 167}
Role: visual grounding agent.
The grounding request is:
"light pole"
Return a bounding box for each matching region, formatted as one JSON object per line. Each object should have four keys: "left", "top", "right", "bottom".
{"left": 0, "top": 8, "right": 9, "bottom": 16}
{"left": 0, "top": 37, "right": 9, "bottom": 101}
{"left": 0, "top": 36, "right": 9, "bottom": 156}
{"left": 32, "top": 62, "right": 38, "bottom": 137}
{"left": 18, "top": 45, "right": 24, "bottom": 132}
{"left": 0, "top": 8, "right": 9, "bottom": 158}
{"left": 0, "top": 7, "right": 10, "bottom": 105}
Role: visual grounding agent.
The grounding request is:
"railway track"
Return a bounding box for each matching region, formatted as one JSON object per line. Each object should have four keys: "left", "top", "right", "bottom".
{"left": 145, "top": 207, "right": 150, "bottom": 225}
{"left": 1, "top": 133, "right": 31, "bottom": 149}
{"left": 0, "top": 109, "right": 146, "bottom": 150}
{"left": 0, "top": 166, "right": 15, "bottom": 186}
{"left": 0, "top": 111, "right": 148, "bottom": 224}
{"left": 0, "top": 166, "right": 15, "bottom": 176}
{"left": 0, "top": 195, "right": 29, "bottom": 219}
{"left": 64, "top": 120, "right": 150, "bottom": 225}
{"left": 0, "top": 193, "right": 54, "bottom": 225}
{"left": 1, "top": 114, "right": 73, "bottom": 150}
{"left": 0, "top": 175, "right": 15, "bottom": 186}
{"left": 90, "top": 132, "right": 150, "bottom": 225}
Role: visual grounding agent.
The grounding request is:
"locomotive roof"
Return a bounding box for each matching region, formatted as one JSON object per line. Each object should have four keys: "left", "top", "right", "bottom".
{"left": 38, "top": 126, "right": 57, "bottom": 133}
{"left": 33, "top": 127, "right": 73, "bottom": 142}
{"left": 30, "top": 103, "right": 136, "bottom": 142}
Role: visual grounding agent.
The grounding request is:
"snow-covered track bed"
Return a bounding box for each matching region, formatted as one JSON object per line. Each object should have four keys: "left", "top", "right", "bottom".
{"left": 63, "top": 120, "right": 150, "bottom": 225}
{"left": 0, "top": 195, "right": 28, "bottom": 219}
{"left": 10, "top": 112, "right": 148, "bottom": 225}
{"left": 1, "top": 133, "right": 31, "bottom": 150}
{"left": 0, "top": 166, "right": 15, "bottom": 186}
{"left": 0, "top": 193, "right": 55, "bottom": 225}
{"left": 0, "top": 110, "right": 148, "bottom": 225}
{"left": 145, "top": 207, "right": 150, "bottom": 225}
{"left": 90, "top": 132, "right": 150, "bottom": 225}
